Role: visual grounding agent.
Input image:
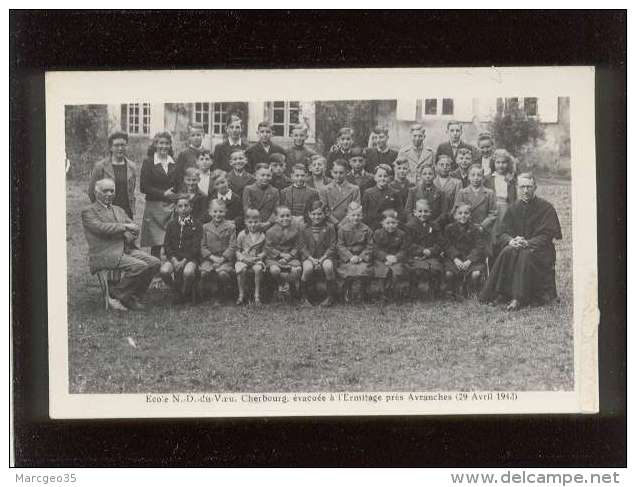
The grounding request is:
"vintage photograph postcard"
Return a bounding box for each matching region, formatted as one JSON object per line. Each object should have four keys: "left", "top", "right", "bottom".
{"left": 46, "top": 67, "right": 598, "bottom": 418}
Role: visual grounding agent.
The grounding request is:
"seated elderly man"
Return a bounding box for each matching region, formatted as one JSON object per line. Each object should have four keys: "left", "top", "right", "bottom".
{"left": 480, "top": 173, "right": 562, "bottom": 311}
{"left": 82, "top": 178, "right": 160, "bottom": 310}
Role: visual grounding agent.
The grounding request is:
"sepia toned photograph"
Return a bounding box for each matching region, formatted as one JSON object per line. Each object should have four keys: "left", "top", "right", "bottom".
{"left": 46, "top": 67, "right": 597, "bottom": 418}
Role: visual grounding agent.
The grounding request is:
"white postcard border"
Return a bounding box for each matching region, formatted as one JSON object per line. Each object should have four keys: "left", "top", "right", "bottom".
{"left": 46, "top": 67, "right": 598, "bottom": 418}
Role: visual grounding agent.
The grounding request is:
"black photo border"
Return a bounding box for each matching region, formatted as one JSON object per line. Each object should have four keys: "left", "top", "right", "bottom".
{"left": 11, "top": 10, "right": 626, "bottom": 467}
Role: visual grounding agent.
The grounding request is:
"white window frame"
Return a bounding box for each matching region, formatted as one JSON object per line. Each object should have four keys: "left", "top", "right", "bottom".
{"left": 269, "top": 101, "right": 301, "bottom": 138}
{"left": 497, "top": 97, "right": 539, "bottom": 118}
{"left": 125, "top": 103, "right": 151, "bottom": 135}
{"left": 421, "top": 97, "right": 455, "bottom": 118}
{"left": 191, "top": 102, "right": 233, "bottom": 136}
{"left": 193, "top": 102, "right": 211, "bottom": 134}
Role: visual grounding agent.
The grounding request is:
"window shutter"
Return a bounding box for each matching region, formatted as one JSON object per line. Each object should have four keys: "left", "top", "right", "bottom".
{"left": 538, "top": 97, "right": 558, "bottom": 123}
{"left": 120, "top": 104, "right": 127, "bottom": 132}
{"left": 453, "top": 98, "right": 473, "bottom": 122}
{"left": 477, "top": 98, "right": 497, "bottom": 122}
{"left": 299, "top": 101, "right": 316, "bottom": 141}
{"left": 396, "top": 99, "right": 417, "bottom": 121}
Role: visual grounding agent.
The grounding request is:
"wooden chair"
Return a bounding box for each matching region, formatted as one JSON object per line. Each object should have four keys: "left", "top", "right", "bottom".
{"left": 95, "top": 269, "right": 122, "bottom": 310}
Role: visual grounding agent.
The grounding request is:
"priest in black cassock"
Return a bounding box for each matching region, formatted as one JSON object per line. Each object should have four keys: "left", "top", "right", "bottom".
{"left": 480, "top": 173, "right": 562, "bottom": 311}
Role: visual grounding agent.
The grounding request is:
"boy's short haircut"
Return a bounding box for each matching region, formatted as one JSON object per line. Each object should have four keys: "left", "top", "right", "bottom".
{"left": 331, "top": 159, "right": 348, "bottom": 171}
{"left": 108, "top": 131, "right": 129, "bottom": 146}
{"left": 268, "top": 153, "right": 286, "bottom": 165}
{"left": 226, "top": 115, "right": 242, "bottom": 127}
{"left": 446, "top": 120, "right": 462, "bottom": 130}
{"left": 275, "top": 205, "right": 291, "bottom": 215}
{"left": 254, "top": 163, "right": 270, "bottom": 172}
{"left": 209, "top": 198, "right": 227, "bottom": 211}
{"left": 517, "top": 172, "right": 536, "bottom": 184}
{"left": 457, "top": 147, "right": 473, "bottom": 158}
{"left": 292, "top": 123, "right": 308, "bottom": 134}
{"left": 348, "top": 146, "right": 366, "bottom": 158}
{"left": 175, "top": 194, "right": 192, "bottom": 205}
{"left": 381, "top": 208, "right": 399, "bottom": 221}
{"left": 477, "top": 132, "right": 494, "bottom": 144}
{"left": 198, "top": 148, "right": 212, "bottom": 158}
{"left": 347, "top": 201, "right": 363, "bottom": 213}
{"left": 493, "top": 148, "right": 513, "bottom": 163}
{"left": 393, "top": 157, "right": 409, "bottom": 167}
{"left": 244, "top": 208, "right": 261, "bottom": 220}
{"left": 337, "top": 127, "right": 354, "bottom": 138}
{"left": 436, "top": 154, "right": 453, "bottom": 165}
{"left": 311, "top": 155, "right": 326, "bottom": 165}
{"left": 374, "top": 163, "right": 394, "bottom": 178}
{"left": 308, "top": 199, "right": 328, "bottom": 214}
{"left": 292, "top": 163, "right": 307, "bottom": 174}
{"left": 183, "top": 167, "right": 201, "bottom": 179}
{"left": 189, "top": 122, "right": 205, "bottom": 132}
{"left": 210, "top": 169, "right": 227, "bottom": 183}
{"left": 454, "top": 203, "right": 471, "bottom": 215}
{"left": 414, "top": 198, "right": 431, "bottom": 210}
{"left": 469, "top": 164, "right": 484, "bottom": 174}
{"left": 257, "top": 120, "right": 272, "bottom": 130}
{"left": 371, "top": 126, "right": 389, "bottom": 136}
{"left": 409, "top": 124, "right": 425, "bottom": 133}
{"left": 229, "top": 148, "right": 246, "bottom": 158}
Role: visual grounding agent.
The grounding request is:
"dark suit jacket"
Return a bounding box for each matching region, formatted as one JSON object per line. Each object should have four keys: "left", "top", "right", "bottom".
{"left": 88, "top": 156, "right": 137, "bottom": 216}
{"left": 406, "top": 219, "right": 442, "bottom": 258}
{"left": 453, "top": 185, "right": 498, "bottom": 231}
{"left": 435, "top": 141, "right": 477, "bottom": 170}
{"left": 213, "top": 140, "right": 249, "bottom": 172}
{"left": 81, "top": 202, "right": 134, "bottom": 273}
{"left": 174, "top": 146, "right": 202, "bottom": 183}
{"left": 246, "top": 142, "right": 286, "bottom": 173}
{"left": 444, "top": 222, "right": 486, "bottom": 263}
{"left": 242, "top": 183, "right": 280, "bottom": 223}
{"left": 364, "top": 147, "right": 398, "bottom": 173}
{"left": 212, "top": 191, "right": 244, "bottom": 231}
{"left": 373, "top": 228, "right": 409, "bottom": 262}
{"left": 302, "top": 223, "right": 337, "bottom": 260}
{"left": 405, "top": 184, "right": 444, "bottom": 228}
{"left": 362, "top": 186, "right": 404, "bottom": 229}
{"left": 163, "top": 217, "right": 203, "bottom": 262}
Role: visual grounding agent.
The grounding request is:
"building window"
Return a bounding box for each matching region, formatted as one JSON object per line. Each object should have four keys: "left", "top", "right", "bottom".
{"left": 192, "top": 102, "right": 233, "bottom": 136}
{"left": 442, "top": 98, "right": 454, "bottom": 115}
{"left": 122, "top": 103, "right": 151, "bottom": 135}
{"left": 505, "top": 97, "right": 519, "bottom": 113}
{"left": 524, "top": 97, "right": 538, "bottom": 116}
{"left": 211, "top": 103, "right": 231, "bottom": 136}
{"left": 270, "top": 101, "right": 300, "bottom": 137}
{"left": 193, "top": 102, "right": 210, "bottom": 134}
{"left": 497, "top": 97, "right": 539, "bottom": 117}
{"left": 424, "top": 99, "right": 437, "bottom": 115}
{"left": 423, "top": 98, "right": 454, "bottom": 116}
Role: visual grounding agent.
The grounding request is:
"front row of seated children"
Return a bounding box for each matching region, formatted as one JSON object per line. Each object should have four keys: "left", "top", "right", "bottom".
{"left": 160, "top": 192, "right": 487, "bottom": 306}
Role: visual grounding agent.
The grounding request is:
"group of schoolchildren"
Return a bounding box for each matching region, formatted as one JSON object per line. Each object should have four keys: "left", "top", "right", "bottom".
{"left": 150, "top": 119, "right": 518, "bottom": 307}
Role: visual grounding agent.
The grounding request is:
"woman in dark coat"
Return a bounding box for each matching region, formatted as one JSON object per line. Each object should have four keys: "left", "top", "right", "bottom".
{"left": 140, "top": 131, "right": 178, "bottom": 258}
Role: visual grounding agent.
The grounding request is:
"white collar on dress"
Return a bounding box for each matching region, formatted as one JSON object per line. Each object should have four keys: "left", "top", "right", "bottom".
{"left": 154, "top": 153, "right": 175, "bottom": 165}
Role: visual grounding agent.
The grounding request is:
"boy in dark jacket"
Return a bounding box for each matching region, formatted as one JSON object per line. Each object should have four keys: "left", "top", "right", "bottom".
{"left": 406, "top": 199, "right": 444, "bottom": 298}
{"left": 443, "top": 203, "right": 487, "bottom": 300}
{"left": 160, "top": 195, "right": 203, "bottom": 303}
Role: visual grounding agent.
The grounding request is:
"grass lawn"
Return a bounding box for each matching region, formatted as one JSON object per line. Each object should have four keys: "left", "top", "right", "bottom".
{"left": 66, "top": 177, "right": 573, "bottom": 393}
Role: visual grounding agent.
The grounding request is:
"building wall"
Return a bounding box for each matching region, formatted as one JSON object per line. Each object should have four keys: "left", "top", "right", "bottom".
{"left": 374, "top": 97, "right": 570, "bottom": 159}
{"left": 99, "top": 97, "right": 570, "bottom": 171}
{"left": 375, "top": 100, "right": 488, "bottom": 151}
